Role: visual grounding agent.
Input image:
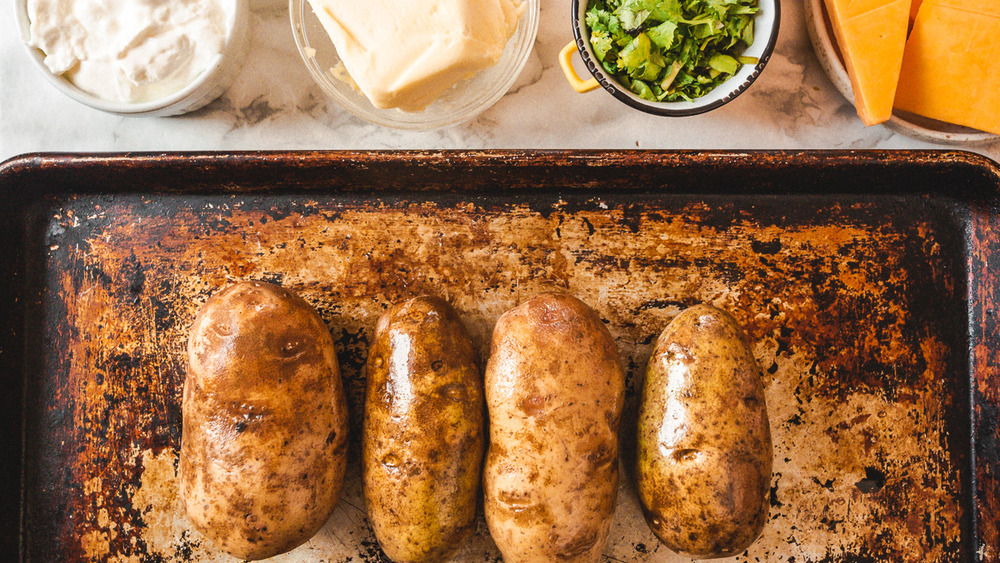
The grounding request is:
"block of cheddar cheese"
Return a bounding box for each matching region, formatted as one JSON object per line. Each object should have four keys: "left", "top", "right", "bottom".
{"left": 894, "top": 0, "right": 1000, "bottom": 135}
{"left": 824, "top": 0, "right": 911, "bottom": 126}
{"left": 910, "top": 0, "right": 922, "bottom": 23}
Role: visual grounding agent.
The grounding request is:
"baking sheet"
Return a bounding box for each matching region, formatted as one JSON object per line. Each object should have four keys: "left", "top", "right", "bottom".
{"left": 2, "top": 151, "right": 998, "bottom": 562}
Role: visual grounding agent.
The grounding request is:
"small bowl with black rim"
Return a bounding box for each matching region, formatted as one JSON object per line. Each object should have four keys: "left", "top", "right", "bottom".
{"left": 559, "top": 0, "right": 780, "bottom": 116}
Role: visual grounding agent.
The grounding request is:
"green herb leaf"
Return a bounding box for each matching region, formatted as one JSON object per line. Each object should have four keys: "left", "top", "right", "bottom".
{"left": 709, "top": 53, "right": 739, "bottom": 74}
{"left": 648, "top": 20, "right": 678, "bottom": 49}
{"left": 650, "top": 0, "right": 683, "bottom": 21}
{"left": 591, "top": 30, "right": 614, "bottom": 61}
{"left": 632, "top": 79, "right": 655, "bottom": 100}
{"left": 621, "top": 33, "right": 654, "bottom": 75}
{"left": 618, "top": 0, "right": 653, "bottom": 30}
{"left": 639, "top": 59, "right": 663, "bottom": 80}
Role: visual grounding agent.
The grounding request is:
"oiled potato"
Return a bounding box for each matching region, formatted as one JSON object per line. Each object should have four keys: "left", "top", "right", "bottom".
{"left": 181, "top": 281, "right": 348, "bottom": 560}
{"left": 364, "top": 296, "right": 484, "bottom": 563}
{"left": 484, "top": 293, "right": 625, "bottom": 563}
{"left": 637, "top": 304, "right": 772, "bottom": 558}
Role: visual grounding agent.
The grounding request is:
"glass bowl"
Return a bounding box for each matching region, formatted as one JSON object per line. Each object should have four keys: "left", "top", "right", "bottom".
{"left": 289, "top": 0, "right": 539, "bottom": 130}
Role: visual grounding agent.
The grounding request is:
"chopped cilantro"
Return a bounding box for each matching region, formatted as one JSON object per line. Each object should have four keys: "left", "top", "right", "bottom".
{"left": 585, "top": 0, "right": 760, "bottom": 103}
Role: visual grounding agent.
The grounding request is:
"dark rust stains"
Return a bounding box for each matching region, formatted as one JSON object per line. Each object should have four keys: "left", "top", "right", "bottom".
{"left": 968, "top": 205, "right": 1000, "bottom": 562}
{"left": 855, "top": 467, "right": 887, "bottom": 494}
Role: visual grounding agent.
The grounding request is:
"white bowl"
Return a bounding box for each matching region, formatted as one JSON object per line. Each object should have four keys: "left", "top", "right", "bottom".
{"left": 290, "top": 0, "right": 540, "bottom": 130}
{"left": 14, "top": 0, "right": 250, "bottom": 117}
{"left": 564, "top": 0, "right": 780, "bottom": 116}
{"left": 803, "top": 0, "right": 997, "bottom": 145}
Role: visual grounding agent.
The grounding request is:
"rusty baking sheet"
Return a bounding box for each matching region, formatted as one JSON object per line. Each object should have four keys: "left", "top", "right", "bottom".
{"left": 1, "top": 151, "right": 999, "bottom": 563}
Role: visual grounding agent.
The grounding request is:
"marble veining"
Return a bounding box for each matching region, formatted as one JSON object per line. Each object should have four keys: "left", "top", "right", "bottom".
{"left": 1, "top": 1, "right": 998, "bottom": 160}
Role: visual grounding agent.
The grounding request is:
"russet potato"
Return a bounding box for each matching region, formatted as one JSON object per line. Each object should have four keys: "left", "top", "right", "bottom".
{"left": 181, "top": 281, "right": 348, "bottom": 560}
{"left": 637, "top": 304, "right": 772, "bottom": 559}
{"left": 483, "top": 293, "right": 625, "bottom": 563}
{"left": 363, "top": 296, "right": 484, "bottom": 563}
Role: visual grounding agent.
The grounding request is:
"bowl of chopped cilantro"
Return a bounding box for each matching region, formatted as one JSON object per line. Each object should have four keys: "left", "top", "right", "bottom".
{"left": 560, "top": 0, "right": 780, "bottom": 116}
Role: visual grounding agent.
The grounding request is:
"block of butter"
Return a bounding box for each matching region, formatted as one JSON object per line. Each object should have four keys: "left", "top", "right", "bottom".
{"left": 894, "top": 0, "right": 1000, "bottom": 135}
{"left": 823, "top": 0, "right": 910, "bottom": 126}
{"left": 307, "top": 0, "right": 522, "bottom": 112}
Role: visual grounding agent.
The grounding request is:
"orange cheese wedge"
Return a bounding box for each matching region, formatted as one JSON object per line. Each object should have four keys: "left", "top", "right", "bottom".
{"left": 894, "top": 0, "right": 1000, "bottom": 135}
{"left": 910, "top": 0, "right": 922, "bottom": 23}
{"left": 824, "top": 0, "right": 910, "bottom": 126}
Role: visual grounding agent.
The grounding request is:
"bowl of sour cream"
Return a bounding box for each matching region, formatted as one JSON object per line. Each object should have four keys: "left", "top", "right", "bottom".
{"left": 16, "top": 0, "right": 249, "bottom": 116}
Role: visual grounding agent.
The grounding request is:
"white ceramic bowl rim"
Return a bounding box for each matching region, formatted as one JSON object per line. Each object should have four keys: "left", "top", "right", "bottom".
{"left": 14, "top": 0, "right": 246, "bottom": 114}
{"left": 571, "top": 0, "right": 781, "bottom": 116}
{"left": 290, "top": 0, "right": 540, "bottom": 130}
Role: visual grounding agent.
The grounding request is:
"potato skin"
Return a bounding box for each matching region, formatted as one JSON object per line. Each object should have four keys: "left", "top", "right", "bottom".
{"left": 637, "top": 304, "right": 772, "bottom": 559}
{"left": 484, "top": 293, "right": 625, "bottom": 563}
{"left": 181, "top": 281, "right": 348, "bottom": 560}
{"left": 363, "top": 296, "right": 484, "bottom": 563}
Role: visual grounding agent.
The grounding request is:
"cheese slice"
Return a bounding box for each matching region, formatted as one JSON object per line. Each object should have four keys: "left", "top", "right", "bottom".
{"left": 824, "top": 0, "right": 910, "bottom": 125}
{"left": 910, "top": 0, "right": 922, "bottom": 23}
{"left": 894, "top": 0, "right": 1000, "bottom": 135}
{"left": 923, "top": 0, "right": 995, "bottom": 10}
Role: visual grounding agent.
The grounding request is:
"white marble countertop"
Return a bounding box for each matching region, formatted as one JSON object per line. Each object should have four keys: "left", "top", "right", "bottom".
{"left": 2, "top": 1, "right": 999, "bottom": 162}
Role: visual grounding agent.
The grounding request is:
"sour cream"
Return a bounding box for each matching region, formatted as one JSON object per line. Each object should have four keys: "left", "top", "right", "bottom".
{"left": 26, "top": 0, "right": 232, "bottom": 104}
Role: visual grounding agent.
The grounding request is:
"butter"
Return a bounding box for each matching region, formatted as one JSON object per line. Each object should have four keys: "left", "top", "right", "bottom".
{"left": 307, "top": 0, "right": 522, "bottom": 112}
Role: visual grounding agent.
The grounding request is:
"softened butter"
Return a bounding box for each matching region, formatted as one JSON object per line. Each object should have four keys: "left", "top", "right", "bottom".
{"left": 26, "top": 0, "right": 231, "bottom": 104}
{"left": 307, "top": 0, "right": 522, "bottom": 112}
